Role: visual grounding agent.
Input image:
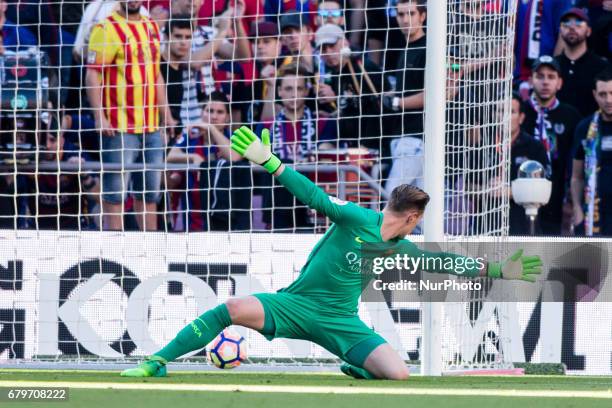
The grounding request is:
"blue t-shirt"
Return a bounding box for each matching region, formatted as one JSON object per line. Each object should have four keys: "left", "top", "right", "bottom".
{"left": 2, "top": 20, "right": 37, "bottom": 50}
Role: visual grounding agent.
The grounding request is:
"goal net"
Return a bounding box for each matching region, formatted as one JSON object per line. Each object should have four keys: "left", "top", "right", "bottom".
{"left": 0, "top": 0, "right": 517, "bottom": 374}
{"left": 425, "top": 0, "right": 517, "bottom": 374}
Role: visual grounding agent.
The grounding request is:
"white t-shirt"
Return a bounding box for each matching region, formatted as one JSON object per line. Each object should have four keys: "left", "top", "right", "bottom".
{"left": 180, "top": 69, "right": 202, "bottom": 126}
{"left": 192, "top": 25, "right": 218, "bottom": 96}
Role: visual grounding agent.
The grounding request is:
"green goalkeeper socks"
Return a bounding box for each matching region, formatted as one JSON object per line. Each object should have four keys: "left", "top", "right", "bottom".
{"left": 154, "top": 304, "right": 232, "bottom": 362}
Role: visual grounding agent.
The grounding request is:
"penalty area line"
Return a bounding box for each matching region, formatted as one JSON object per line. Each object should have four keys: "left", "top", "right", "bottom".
{"left": 0, "top": 381, "right": 611, "bottom": 399}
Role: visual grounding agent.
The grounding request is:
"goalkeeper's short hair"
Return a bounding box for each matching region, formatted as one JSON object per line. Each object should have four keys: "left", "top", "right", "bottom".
{"left": 388, "top": 185, "right": 430, "bottom": 214}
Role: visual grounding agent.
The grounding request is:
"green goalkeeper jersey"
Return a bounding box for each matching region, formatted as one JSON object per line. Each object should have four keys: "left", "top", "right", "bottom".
{"left": 276, "top": 166, "right": 483, "bottom": 315}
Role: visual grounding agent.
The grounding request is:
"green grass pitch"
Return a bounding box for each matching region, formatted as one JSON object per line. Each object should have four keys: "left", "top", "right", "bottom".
{"left": 0, "top": 369, "right": 610, "bottom": 408}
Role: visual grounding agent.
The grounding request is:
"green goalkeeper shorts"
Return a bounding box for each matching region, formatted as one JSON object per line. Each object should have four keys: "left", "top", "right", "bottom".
{"left": 252, "top": 292, "right": 387, "bottom": 367}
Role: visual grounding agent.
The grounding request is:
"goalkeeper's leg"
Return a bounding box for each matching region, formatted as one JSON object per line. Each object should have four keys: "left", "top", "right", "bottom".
{"left": 312, "top": 313, "right": 409, "bottom": 380}
{"left": 341, "top": 343, "right": 409, "bottom": 380}
{"left": 120, "top": 296, "right": 265, "bottom": 377}
{"left": 360, "top": 343, "right": 409, "bottom": 380}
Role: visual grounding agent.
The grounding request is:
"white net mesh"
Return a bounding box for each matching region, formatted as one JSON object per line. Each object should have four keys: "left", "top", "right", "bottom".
{"left": 4, "top": 0, "right": 603, "bottom": 375}
{"left": 435, "top": 0, "right": 516, "bottom": 374}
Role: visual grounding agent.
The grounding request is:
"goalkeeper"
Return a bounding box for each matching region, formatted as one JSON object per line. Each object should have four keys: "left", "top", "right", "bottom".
{"left": 122, "top": 127, "right": 542, "bottom": 380}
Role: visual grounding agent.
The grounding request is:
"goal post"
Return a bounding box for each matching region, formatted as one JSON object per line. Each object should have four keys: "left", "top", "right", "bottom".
{"left": 421, "top": 0, "right": 519, "bottom": 375}
{"left": 422, "top": 0, "right": 447, "bottom": 377}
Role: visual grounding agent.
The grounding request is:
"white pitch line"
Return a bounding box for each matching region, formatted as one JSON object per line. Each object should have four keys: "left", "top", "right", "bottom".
{"left": 0, "top": 381, "right": 611, "bottom": 399}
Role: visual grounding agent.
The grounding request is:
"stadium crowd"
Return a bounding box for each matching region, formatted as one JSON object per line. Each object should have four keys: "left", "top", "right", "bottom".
{"left": 0, "top": 0, "right": 610, "bottom": 235}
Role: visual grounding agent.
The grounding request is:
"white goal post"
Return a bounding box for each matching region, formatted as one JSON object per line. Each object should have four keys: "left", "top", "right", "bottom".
{"left": 422, "top": 0, "right": 518, "bottom": 375}
{"left": 421, "top": 0, "right": 447, "bottom": 376}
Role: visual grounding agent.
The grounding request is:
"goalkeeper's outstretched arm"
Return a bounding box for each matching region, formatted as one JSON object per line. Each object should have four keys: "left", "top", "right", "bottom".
{"left": 397, "top": 241, "right": 542, "bottom": 281}
{"left": 230, "top": 126, "right": 374, "bottom": 226}
{"left": 231, "top": 126, "right": 543, "bottom": 282}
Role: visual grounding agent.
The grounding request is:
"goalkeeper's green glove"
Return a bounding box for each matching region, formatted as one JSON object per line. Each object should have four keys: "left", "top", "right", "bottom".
{"left": 487, "top": 249, "right": 542, "bottom": 282}
{"left": 230, "top": 126, "right": 282, "bottom": 174}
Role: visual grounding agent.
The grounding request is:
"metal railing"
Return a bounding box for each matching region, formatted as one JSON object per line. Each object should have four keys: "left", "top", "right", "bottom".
{"left": 0, "top": 161, "right": 390, "bottom": 201}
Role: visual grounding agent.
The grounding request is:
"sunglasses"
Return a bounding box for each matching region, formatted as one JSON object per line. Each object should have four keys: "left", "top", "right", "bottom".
{"left": 318, "top": 10, "right": 343, "bottom": 18}
{"left": 561, "top": 19, "right": 586, "bottom": 28}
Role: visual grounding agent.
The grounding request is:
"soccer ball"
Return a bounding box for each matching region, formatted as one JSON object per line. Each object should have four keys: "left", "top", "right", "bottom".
{"left": 207, "top": 328, "right": 247, "bottom": 369}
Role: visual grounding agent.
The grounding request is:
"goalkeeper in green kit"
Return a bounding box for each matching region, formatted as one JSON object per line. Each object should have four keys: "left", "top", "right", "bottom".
{"left": 121, "top": 127, "right": 542, "bottom": 380}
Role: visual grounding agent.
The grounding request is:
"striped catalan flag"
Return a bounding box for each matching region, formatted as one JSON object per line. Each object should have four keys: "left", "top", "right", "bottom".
{"left": 88, "top": 12, "right": 161, "bottom": 134}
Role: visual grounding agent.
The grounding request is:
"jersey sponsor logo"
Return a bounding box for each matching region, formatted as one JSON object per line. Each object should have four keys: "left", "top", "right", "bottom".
{"left": 355, "top": 236, "right": 364, "bottom": 244}
{"left": 345, "top": 251, "right": 361, "bottom": 272}
{"left": 329, "top": 196, "right": 348, "bottom": 206}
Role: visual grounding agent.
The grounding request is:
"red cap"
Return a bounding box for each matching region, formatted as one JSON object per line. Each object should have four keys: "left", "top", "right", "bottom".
{"left": 560, "top": 8, "right": 590, "bottom": 25}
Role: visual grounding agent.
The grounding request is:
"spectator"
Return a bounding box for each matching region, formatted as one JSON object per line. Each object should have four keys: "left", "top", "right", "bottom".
{"left": 251, "top": 16, "right": 320, "bottom": 122}
{"left": 316, "top": 23, "right": 390, "bottom": 149}
{"left": 86, "top": 0, "right": 175, "bottom": 231}
{"left": 160, "top": 16, "right": 204, "bottom": 136}
{"left": 514, "top": 0, "right": 573, "bottom": 82}
{"left": 316, "top": 1, "right": 345, "bottom": 28}
{"left": 0, "top": 0, "right": 37, "bottom": 53}
{"left": 198, "top": 0, "right": 262, "bottom": 31}
{"left": 555, "top": 7, "right": 610, "bottom": 117}
{"left": 261, "top": 63, "right": 336, "bottom": 161}
{"left": 448, "top": 0, "right": 509, "bottom": 100}
{"left": 264, "top": 0, "right": 317, "bottom": 31}
{"left": 169, "top": 0, "right": 251, "bottom": 96}
{"left": 259, "top": 63, "right": 336, "bottom": 231}
{"left": 508, "top": 93, "right": 549, "bottom": 235}
{"left": 362, "top": 0, "right": 405, "bottom": 69}
{"left": 522, "top": 55, "right": 582, "bottom": 235}
{"left": 73, "top": 0, "right": 149, "bottom": 61}
{"left": 212, "top": 52, "right": 252, "bottom": 126}
{"left": 0, "top": 115, "right": 36, "bottom": 229}
{"left": 71, "top": 2, "right": 150, "bottom": 112}
{"left": 245, "top": 21, "right": 281, "bottom": 123}
{"left": 588, "top": 0, "right": 611, "bottom": 60}
{"left": 145, "top": 0, "right": 170, "bottom": 26}
{"left": 571, "top": 69, "right": 612, "bottom": 236}
{"left": 385, "top": 0, "right": 427, "bottom": 193}
{"left": 168, "top": 92, "right": 240, "bottom": 167}
{"left": 171, "top": 0, "right": 254, "bottom": 123}
{"left": 30, "top": 112, "right": 99, "bottom": 230}
{"left": 49, "top": 1, "right": 86, "bottom": 37}
{"left": 167, "top": 91, "right": 250, "bottom": 231}
{"left": 280, "top": 12, "right": 318, "bottom": 74}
